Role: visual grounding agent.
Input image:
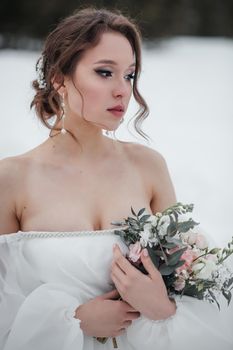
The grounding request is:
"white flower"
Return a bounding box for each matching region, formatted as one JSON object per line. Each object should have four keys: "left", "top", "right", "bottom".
{"left": 181, "top": 230, "right": 208, "bottom": 250}
{"left": 174, "top": 277, "right": 186, "bottom": 291}
{"left": 147, "top": 215, "right": 159, "bottom": 227}
{"left": 178, "top": 213, "right": 192, "bottom": 222}
{"left": 192, "top": 259, "right": 217, "bottom": 280}
{"left": 181, "top": 230, "right": 197, "bottom": 245}
{"left": 140, "top": 223, "right": 158, "bottom": 248}
{"left": 206, "top": 254, "right": 218, "bottom": 263}
{"left": 139, "top": 224, "right": 151, "bottom": 247}
{"left": 195, "top": 233, "right": 208, "bottom": 249}
{"left": 157, "top": 215, "right": 170, "bottom": 238}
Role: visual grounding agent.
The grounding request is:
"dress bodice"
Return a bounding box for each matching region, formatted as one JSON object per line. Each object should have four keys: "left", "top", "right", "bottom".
{"left": 0, "top": 229, "right": 129, "bottom": 302}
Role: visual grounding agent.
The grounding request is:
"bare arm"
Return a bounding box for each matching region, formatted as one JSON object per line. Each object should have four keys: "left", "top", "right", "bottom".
{"left": 130, "top": 143, "right": 177, "bottom": 212}
{"left": 113, "top": 144, "right": 177, "bottom": 319}
{"left": 148, "top": 151, "right": 177, "bottom": 213}
{"left": 75, "top": 289, "right": 140, "bottom": 338}
{"left": 0, "top": 158, "right": 20, "bottom": 234}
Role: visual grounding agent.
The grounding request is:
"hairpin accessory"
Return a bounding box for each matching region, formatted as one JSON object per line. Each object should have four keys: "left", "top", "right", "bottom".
{"left": 36, "top": 55, "right": 47, "bottom": 89}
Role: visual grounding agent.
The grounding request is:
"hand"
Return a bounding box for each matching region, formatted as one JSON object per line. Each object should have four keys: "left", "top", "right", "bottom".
{"left": 111, "top": 244, "right": 176, "bottom": 321}
{"left": 75, "top": 289, "right": 141, "bottom": 338}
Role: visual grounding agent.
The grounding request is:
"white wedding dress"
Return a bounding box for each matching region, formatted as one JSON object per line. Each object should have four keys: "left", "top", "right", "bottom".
{"left": 0, "top": 229, "right": 232, "bottom": 350}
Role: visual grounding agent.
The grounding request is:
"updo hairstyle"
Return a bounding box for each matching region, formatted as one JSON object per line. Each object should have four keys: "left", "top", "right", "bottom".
{"left": 30, "top": 7, "right": 149, "bottom": 140}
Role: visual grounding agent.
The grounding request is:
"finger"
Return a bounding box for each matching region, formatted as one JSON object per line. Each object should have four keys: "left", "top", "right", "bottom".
{"left": 111, "top": 259, "right": 126, "bottom": 275}
{"left": 99, "top": 288, "right": 120, "bottom": 300}
{"left": 111, "top": 271, "right": 124, "bottom": 296}
{"left": 112, "top": 261, "right": 128, "bottom": 281}
{"left": 122, "top": 301, "right": 139, "bottom": 313}
{"left": 113, "top": 244, "right": 136, "bottom": 276}
{"left": 141, "top": 248, "right": 159, "bottom": 279}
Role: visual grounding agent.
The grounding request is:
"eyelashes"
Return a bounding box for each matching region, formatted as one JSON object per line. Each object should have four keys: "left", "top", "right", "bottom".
{"left": 95, "top": 69, "right": 135, "bottom": 81}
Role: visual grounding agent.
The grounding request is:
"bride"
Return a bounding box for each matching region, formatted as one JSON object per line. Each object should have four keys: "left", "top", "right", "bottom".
{"left": 0, "top": 7, "right": 232, "bottom": 350}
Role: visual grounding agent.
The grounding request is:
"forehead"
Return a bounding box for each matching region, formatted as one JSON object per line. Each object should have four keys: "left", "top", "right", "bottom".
{"left": 80, "top": 31, "right": 135, "bottom": 66}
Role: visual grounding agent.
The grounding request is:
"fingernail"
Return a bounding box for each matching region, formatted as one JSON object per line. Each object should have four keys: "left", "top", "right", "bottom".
{"left": 113, "top": 244, "right": 117, "bottom": 250}
{"left": 143, "top": 248, "right": 148, "bottom": 257}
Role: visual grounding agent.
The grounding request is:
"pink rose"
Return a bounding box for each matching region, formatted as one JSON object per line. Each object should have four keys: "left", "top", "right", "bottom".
{"left": 128, "top": 241, "right": 142, "bottom": 263}
{"left": 176, "top": 249, "right": 198, "bottom": 274}
{"left": 174, "top": 277, "right": 186, "bottom": 291}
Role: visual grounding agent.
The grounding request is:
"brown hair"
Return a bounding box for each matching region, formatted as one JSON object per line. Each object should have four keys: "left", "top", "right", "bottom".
{"left": 30, "top": 7, "right": 150, "bottom": 140}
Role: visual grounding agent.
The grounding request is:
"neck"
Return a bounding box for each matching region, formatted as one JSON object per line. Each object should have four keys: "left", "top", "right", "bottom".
{"left": 48, "top": 125, "right": 118, "bottom": 163}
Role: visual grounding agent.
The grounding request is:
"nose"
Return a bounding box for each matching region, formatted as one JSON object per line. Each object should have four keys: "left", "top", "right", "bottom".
{"left": 112, "top": 78, "right": 131, "bottom": 99}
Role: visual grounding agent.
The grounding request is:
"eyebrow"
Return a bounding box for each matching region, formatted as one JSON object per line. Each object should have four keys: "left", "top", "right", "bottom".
{"left": 94, "top": 59, "right": 136, "bottom": 68}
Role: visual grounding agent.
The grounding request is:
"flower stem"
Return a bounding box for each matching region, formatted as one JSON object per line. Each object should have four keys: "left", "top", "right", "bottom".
{"left": 112, "top": 337, "right": 118, "bottom": 348}
{"left": 95, "top": 337, "right": 118, "bottom": 348}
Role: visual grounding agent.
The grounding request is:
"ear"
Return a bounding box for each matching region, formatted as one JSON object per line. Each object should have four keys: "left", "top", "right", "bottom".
{"left": 51, "top": 73, "right": 66, "bottom": 96}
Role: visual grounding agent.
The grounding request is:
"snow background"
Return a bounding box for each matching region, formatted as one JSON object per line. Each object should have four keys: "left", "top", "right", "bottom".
{"left": 0, "top": 37, "right": 232, "bottom": 249}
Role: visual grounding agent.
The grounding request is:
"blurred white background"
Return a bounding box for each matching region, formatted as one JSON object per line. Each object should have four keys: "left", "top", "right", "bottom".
{"left": 0, "top": 37, "right": 233, "bottom": 248}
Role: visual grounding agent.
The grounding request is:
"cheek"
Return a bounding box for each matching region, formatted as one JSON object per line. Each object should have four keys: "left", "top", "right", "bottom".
{"left": 83, "top": 84, "right": 108, "bottom": 117}
{"left": 68, "top": 81, "right": 105, "bottom": 116}
{"left": 85, "top": 87, "right": 104, "bottom": 102}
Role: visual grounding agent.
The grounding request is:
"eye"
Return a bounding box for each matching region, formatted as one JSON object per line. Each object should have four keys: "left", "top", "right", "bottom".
{"left": 125, "top": 72, "right": 135, "bottom": 81}
{"left": 95, "top": 69, "right": 113, "bottom": 78}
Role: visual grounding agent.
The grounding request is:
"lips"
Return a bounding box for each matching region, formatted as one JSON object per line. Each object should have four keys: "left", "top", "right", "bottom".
{"left": 107, "top": 105, "right": 124, "bottom": 112}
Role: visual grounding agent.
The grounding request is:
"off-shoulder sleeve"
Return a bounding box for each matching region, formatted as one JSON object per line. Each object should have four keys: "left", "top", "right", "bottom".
{"left": 126, "top": 295, "right": 233, "bottom": 350}
{"left": 0, "top": 235, "right": 84, "bottom": 350}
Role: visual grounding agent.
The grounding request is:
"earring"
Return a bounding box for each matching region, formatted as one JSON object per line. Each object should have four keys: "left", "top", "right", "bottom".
{"left": 60, "top": 94, "right": 67, "bottom": 134}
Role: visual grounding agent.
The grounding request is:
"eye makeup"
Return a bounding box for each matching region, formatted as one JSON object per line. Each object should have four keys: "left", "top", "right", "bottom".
{"left": 95, "top": 69, "right": 135, "bottom": 81}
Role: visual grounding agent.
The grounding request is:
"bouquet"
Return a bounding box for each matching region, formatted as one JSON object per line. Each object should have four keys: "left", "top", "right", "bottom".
{"left": 96, "top": 202, "right": 233, "bottom": 347}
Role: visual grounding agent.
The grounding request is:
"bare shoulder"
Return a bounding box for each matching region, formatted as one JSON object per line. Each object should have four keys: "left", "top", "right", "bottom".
{"left": 0, "top": 154, "right": 30, "bottom": 182}
{"left": 123, "top": 142, "right": 177, "bottom": 212}
{"left": 0, "top": 155, "right": 30, "bottom": 235}
{"left": 122, "top": 141, "right": 167, "bottom": 170}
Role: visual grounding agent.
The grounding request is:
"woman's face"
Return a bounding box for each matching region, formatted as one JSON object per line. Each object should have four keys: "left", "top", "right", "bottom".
{"left": 64, "top": 31, "right": 136, "bottom": 131}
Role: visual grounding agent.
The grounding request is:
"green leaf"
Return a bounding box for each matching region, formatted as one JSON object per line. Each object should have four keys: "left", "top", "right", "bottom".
{"left": 147, "top": 246, "right": 160, "bottom": 268}
{"left": 153, "top": 250, "right": 165, "bottom": 257}
{"left": 131, "top": 206, "right": 137, "bottom": 216}
{"left": 110, "top": 220, "right": 127, "bottom": 227}
{"left": 161, "top": 242, "right": 176, "bottom": 249}
{"left": 197, "top": 283, "right": 204, "bottom": 292}
{"left": 166, "top": 236, "right": 183, "bottom": 246}
{"left": 174, "top": 259, "right": 186, "bottom": 269}
{"left": 159, "top": 264, "right": 176, "bottom": 275}
{"left": 208, "top": 290, "right": 220, "bottom": 310}
{"left": 127, "top": 218, "right": 140, "bottom": 230}
{"left": 114, "top": 230, "right": 125, "bottom": 236}
{"left": 223, "top": 276, "right": 233, "bottom": 289}
{"left": 139, "top": 214, "right": 151, "bottom": 223}
{"left": 167, "top": 247, "right": 187, "bottom": 266}
{"left": 173, "top": 210, "right": 179, "bottom": 222}
{"left": 177, "top": 219, "right": 199, "bottom": 233}
{"left": 167, "top": 221, "right": 178, "bottom": 237}
{"left": 209, "top": 248, "right": 221, "bottom": 255}
{"left": 138, "top": 208, "right": 146, "bottom": 217}
{"left": 222, "top": 289, "right": 232, "bottom": 306}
